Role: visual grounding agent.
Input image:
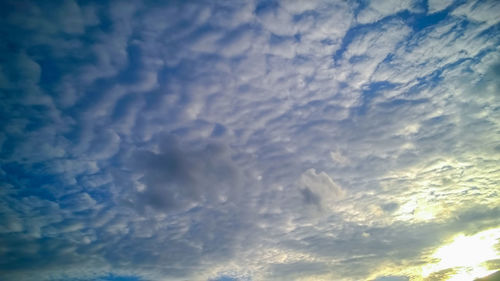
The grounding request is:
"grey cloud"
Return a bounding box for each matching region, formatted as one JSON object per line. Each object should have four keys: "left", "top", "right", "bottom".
{"left": 300, "top": 187, "right": 322, "bottom": 206}
{"left": 125, "top": 136, "right": 242, "bottom": 213}
{"left": 372, "top": 276, "right": 409, "bottom": 281}
{"left": 267, "top": 261, "right": 329, "bottom": 279}
{"left": 299, "top": 168, "right": 345, "bottom": 209}
{"left": 381, "top": 202, "right": 399, "bottom": 213}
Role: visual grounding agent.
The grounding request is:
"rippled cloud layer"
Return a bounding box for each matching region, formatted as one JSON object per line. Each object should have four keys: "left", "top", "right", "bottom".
{"left": 1, "top": 0, "right": 499, "bottom": 280}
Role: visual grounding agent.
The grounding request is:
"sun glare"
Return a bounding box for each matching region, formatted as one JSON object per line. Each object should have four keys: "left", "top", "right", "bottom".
{"left": 422, "top": 228, "right": 500, "bottom": 281}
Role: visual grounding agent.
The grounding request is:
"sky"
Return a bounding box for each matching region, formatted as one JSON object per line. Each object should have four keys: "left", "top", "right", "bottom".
{"left": 0, "top": 0, "right": 499, "bottom": 281}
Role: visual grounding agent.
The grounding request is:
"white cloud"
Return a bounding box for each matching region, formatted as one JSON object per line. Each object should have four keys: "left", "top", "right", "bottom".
{"left": 338, "top": 19, "right": 411, "bottom": 88}
{"left": 452, "top": 0, "right": 500, "bottom": 27}
{"left": 357, "top": 0, "right": 419, "bottom": 24}
{"left": 427, "top": 0, "right": 454, "bottom": 14}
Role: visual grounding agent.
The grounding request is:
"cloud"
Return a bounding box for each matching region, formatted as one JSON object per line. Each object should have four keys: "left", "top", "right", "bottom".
{"left": 299, "top": 168, "right": 345, "bottom": 208}
{"left": 0, "top": 0, "right": 499, "bottom": 280}
{"left": 427, "top": 0, "right": 454, "bottom": 14}
{"left": 267, "top": 261, "right": 329, "bottom": 279}
{"left": 476, "top": 271, "right": 500, "bottom": 281}
{"left": 124, "top": 136, "right": 242, "bottom": 213}
{"left": 372, "top": 276, "right": 409, "bottom": 281}
{"left": 356, "top": 0, "right": 420, "bottom": 24}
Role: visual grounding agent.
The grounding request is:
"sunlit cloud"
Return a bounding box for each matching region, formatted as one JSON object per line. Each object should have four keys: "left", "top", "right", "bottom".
{"left": 423, "top": 228, "right": 500, "bottom": 281}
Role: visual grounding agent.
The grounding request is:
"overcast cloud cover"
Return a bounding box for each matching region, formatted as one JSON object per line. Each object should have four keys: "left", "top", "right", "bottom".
{"left": 1, "top": 0, "right": 499, "bottom": 280}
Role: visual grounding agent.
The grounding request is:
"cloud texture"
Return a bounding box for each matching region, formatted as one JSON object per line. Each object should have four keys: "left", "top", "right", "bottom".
{"left": 0, "top": 0, "right": 499, "bottom": 280}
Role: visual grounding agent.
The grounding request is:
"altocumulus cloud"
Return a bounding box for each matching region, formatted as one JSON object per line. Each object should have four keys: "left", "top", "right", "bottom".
{"left": 0, "top": 0, "right": 499, "bottom": 281}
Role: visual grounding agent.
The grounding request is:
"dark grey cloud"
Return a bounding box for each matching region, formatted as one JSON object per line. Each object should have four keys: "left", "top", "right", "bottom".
{"left": 124, "top": 136, "right": 242, "bottom": 213}
{"left": 300, "top": 187, "right": 322, "bottom": 206}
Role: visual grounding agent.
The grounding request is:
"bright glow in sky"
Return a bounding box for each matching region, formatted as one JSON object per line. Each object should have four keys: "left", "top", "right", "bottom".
{"left": 423, "top": 228, "right": 500, "bottom": 280}
{"left": 0, "top": 0, "right": 499, "bottom": 281}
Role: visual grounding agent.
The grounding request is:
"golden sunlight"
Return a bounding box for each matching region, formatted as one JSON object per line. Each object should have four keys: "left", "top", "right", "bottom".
{"left": 422, "top": 228, "right": 500, "bottom": 281}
